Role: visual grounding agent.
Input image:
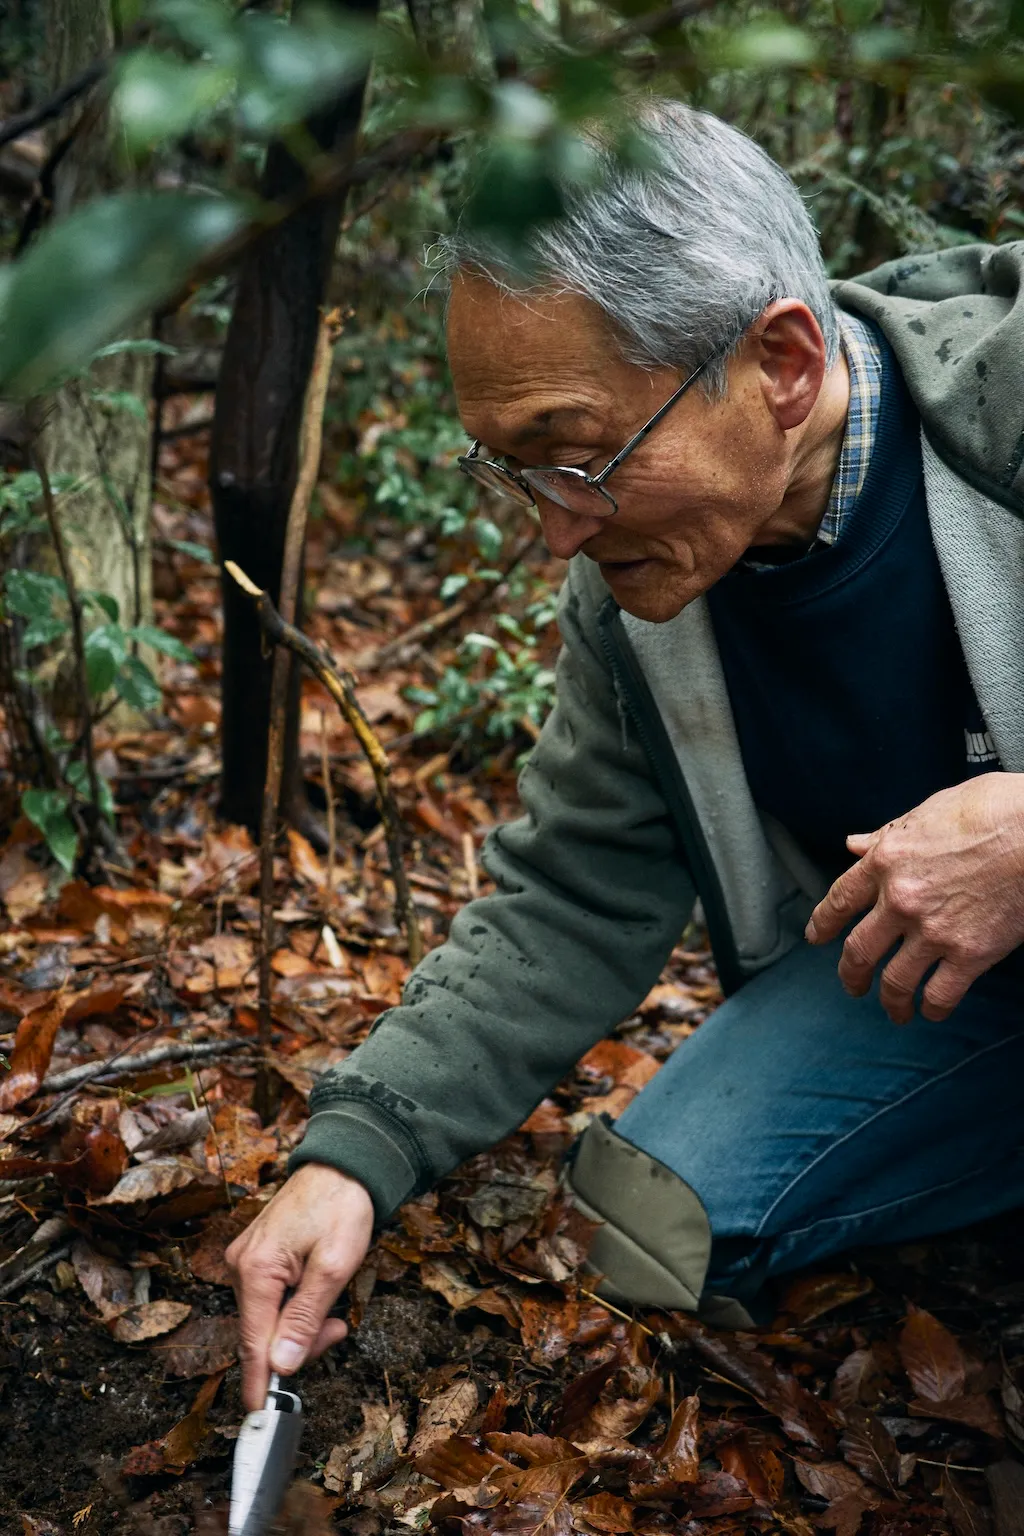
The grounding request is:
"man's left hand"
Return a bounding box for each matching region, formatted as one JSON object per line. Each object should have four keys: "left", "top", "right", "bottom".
{"left": 806, "top": 773, "right": 1024, "bottom": 1024}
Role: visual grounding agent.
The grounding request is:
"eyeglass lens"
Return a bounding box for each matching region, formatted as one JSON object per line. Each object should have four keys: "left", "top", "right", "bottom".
{"left": 461, "top": 458, "right": 534, "bottom": 506}
{"left": 519, "top": 467, "right": 615, "bottom": 516}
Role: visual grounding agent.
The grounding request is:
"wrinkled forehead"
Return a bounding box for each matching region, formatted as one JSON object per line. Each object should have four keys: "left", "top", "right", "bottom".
{"left": 445, "top": 272, "right": 652, "bottom": 447}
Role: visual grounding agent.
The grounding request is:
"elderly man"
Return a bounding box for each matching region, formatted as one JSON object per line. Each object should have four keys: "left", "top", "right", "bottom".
{"left": 228, "top": 99, "right": 1024, "bottom": 1407}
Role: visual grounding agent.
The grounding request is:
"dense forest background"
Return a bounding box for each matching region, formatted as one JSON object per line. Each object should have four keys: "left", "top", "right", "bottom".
{"left": 2, "top": 4, "right": 1024, "bottom": 1534}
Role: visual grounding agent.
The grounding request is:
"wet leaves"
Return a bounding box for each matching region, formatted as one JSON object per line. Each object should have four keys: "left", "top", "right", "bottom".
{"left": 111, "top": 1298, "right": 192, "bottom": 1342}
{"left": 900, "top": 1305, "right": 1003, "bottom": 1440}
{"left": 71, "top": 1236, "right": 136, "bottom": 1320}
{"left": 161, "top": 1314, "right": 239, "bottom": 1377}
{"left": 122, "top": 1370, "right": 225, "bottom": 1475}
{"left": 410, "top": 1379, "right": 480, "bottom": 1457}
{"left": 0, "top": 996, "right": 69, "bottom": 1109}
{"left": 899, "top": 1304, "right": 967, "bottom": 1403}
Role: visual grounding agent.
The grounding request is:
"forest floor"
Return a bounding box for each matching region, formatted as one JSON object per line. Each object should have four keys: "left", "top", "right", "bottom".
{"left": 2, "top": 402, "right": 1024, "bottom": 1536}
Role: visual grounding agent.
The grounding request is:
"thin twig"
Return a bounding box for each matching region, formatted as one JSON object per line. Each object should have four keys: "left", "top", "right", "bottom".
{"left": 0, "top": 1240, "right": 73, "bottom": 1298}
{"left": 256, "top": 311, "right": 336, "bottom": 1122}
{"left": 39, "top": 1037, "right": 251, "bottom": 1095}
{"left": 321, "top": 709, "right": 337, "bottom": 902}
{"left": 359, "top": 530, "right": 540, "bottom": 673}
{"left": 32, "top": 449, "right": 103, "bottom": 848}
{"left": 0, "top": 58, "right": 108, "bottom": 151}
{"left": 603, "top": 0, "right": 720, "bottom": 46}
{"left": 226, "top": 561, "right": 423, "bottom": 968}
{"left": 579, "top": 1286, "right": 656, "bottom": 1337}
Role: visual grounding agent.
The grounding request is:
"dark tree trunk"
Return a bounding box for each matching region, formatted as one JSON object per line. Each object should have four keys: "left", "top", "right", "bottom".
{"left": 210, "top": 0, "right": 379, "bottom": 834}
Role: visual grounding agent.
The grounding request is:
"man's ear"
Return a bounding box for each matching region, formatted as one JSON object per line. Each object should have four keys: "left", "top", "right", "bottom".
{"left": 755, "top": 300, "right": 828, "bottom": 431}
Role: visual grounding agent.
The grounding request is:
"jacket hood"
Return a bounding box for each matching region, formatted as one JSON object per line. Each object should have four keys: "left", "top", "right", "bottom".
{"left": 833, "top": 242, "right": 1024, "bottom": 515}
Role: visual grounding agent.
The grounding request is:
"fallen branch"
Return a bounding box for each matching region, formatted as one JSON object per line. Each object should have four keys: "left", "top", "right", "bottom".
{"left": 39, "top": 1036, "right": 251, "bottom": 1095}
{"left": 226, "top": 560, "right": 423, "bottom": 969}
{"left": 256, "top": 311, "right": 336, "bottom": 1122}
{"left": 359, "top": 530, "right": 541, "bottom": 673}
{"left": 0, "top": 1216, "right": 71, "bottom": 1298}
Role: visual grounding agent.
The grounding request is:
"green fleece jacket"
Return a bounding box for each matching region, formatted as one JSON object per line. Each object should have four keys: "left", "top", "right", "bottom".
{"left": 290, "top": 243, "right": 1024, "bottom": 1222}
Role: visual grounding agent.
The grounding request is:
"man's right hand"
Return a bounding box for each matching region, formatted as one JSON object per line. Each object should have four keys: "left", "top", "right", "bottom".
{"left": 225, "top": 1162, "right": 374, "bottom": 1411}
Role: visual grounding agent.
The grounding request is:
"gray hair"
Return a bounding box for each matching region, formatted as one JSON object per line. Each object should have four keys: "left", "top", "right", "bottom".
{"left": 435, "top": 98, "right": 840, "bottom": 396}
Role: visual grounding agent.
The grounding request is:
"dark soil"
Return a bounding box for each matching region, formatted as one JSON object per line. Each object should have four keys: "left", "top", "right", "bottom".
{"left": 4, "top": 1209, "right": 1024, "bottom": 1535}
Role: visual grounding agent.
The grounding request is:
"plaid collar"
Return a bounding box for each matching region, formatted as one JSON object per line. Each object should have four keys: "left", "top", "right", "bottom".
{"left": 816, "top": 310, "right": 883, "bottom": 547}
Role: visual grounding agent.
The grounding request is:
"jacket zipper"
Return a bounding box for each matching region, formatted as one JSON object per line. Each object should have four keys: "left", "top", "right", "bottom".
{"left": 596, "top": 598, "right": 745, "bottom": 997}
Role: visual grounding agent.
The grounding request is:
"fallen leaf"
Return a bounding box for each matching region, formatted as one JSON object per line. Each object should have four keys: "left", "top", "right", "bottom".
{"left": 188, "top": 1204, "right": 257, "bottom": 1286}
{"left": 899, "top": 1305, "right": 967, "bottom": 1404}
{"left": 94, "top": 1156, "right": 220, "bottom": 1207}
{"left": 360, "top": 951, "right": 408, "bottom": 1005}
{"left": 204, "top": 1102, "right": 277, "bottom": 1191}
{"left": 271, "top": 947, "right": 317, "bottom": 978}
{"left": 553, "top": 1324, "right": 659, "bottom": 1447}
{"left": 716, "top": 1428, "right": 783, "bottom": 1508}
{"left": 72, "top": 1237, "right": 135, "bottom": 1320}
{"left": 409, "top": 1378, "right": 479, "bottom": 1457}
{"left": 908, "top": 1391, "right": 1003, "bottom": 1439}
{"left": 161, "top": 1314, "right": 239, "bottom": 1377}
{"left": 942, "top": 1468, "right": 993, "bottom": 1536}
{"left": 0, "top": 845, "right": 47, "bottom": 923}
{"left": 839, "top": 1406, "right": 903, "bottom": 1494}
{"left": 668, "top": 1316, "right": 837, "bottom": 1455}
{"left": 466, "top": 1175, "right": 548, "bottom": 1232}
{"left": 64, "top": 978, "right": 131, "bottom": 1025}
{"left": 182, "top": 933, "right": 255, "bottom": 996}
{"left": 481, "top": 1433, "right": 589, "bottom": 1510}
{"left": 0, "top": 996, "right": 69, "bottom": 1109}
{"left": 687, "top": 1469, "right": 755, "bottom": 1517}
{"left": 112, "top": 1299, "right": 192, "bottom": 1343}
{"left": 419, "top": 1259, "right": 519, "bottom": 1327}
{"left": 287, "top": 829, "right": 326, "bottom": 887}
{"left": 57, "top": 881, "right": 173, "bottom": 944}
{"left": 776, "top": 1272, "right": 874, "bottom": 1328}
{"left": 326, "top": 1402, "right": 409, "bottom": 1493}
{"left": 131, "top": 1105, "right": 211, "bottom": 1156}
{"left": 60, "top": 1121, "right": 129, "bottom": 1195}
{"left": 520, "top": 1099, "right": 573, "bottom": 1159}
{"left": 122, "top": 1369, "right": 225, "bottom": 1474}
{"left": 519, "top": 1294, "right": 582, "bottom": 1365}
{"left": 794, "top": 1457, "right": 867, "bottom": 1503}
{"left": 414, "top": 1435, "right": 512, "bottom": 1501}
{"left": 832, "top": 1347, "right": 886, "bottom": 1410}
{"left": 628, "top": 1394, "right": 700, "bottom": 1499}
{"left": 571, "top": 1492, "right": 638, "bottom": 1533}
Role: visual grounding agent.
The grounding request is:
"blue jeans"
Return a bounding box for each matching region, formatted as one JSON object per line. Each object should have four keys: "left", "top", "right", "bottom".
{"left": 615, "top": 937, "right": 1024, "bottom": 1305}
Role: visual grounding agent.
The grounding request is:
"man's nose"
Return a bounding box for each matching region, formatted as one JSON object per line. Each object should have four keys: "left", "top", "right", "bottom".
{"left": 535, "top": 499, "right": 605, "bottom": 561}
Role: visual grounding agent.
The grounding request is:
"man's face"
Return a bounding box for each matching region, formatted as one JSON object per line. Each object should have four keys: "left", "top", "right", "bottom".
{"left": 446, "top": 273, "right": 827, "bottom": 623}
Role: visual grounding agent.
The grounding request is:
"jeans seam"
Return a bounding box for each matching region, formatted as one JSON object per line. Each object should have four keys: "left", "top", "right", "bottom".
{"left": 776, "top": 1144, "right": 1024, "bottom": 1251}
{"left": 754, "top": 1026, "right": 1024, "bottom": 1240}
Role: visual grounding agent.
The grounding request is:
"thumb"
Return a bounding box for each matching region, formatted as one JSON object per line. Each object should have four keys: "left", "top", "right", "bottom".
{"left": 846, "top": 830, "right": 880, "bottom": 854}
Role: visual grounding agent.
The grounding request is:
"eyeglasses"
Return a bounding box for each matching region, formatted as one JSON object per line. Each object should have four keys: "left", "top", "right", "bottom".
{"left": 457, "top": 350, "right": 718, "bottom": 519}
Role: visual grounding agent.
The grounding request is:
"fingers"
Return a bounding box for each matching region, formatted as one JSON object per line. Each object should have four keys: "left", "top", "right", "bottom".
{"left": 806, "top": 857, "right": 879, "bottom": 944}
{"left": 224, "top": 1165, "right": 375, "bottom": 1409}
{"left": 837, "top": 906, "right": 903, "bottom": 1000}
{"left": 920, "top": 958, "right": 981, "bottom": 1023}
{"left": 877, "top": 938, "right": 942, "bottom": 1025}
{"left": 269, "top": 1245, "right": 359, "bottom": 1376}
{"left": 227, "top": 1233, "right": 298, "bottom": 1411}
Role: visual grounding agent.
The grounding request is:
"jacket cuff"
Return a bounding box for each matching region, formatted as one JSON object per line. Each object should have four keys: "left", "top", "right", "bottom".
{"left": 287, "top": 1101, "right": 422, "bottom": 1225}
